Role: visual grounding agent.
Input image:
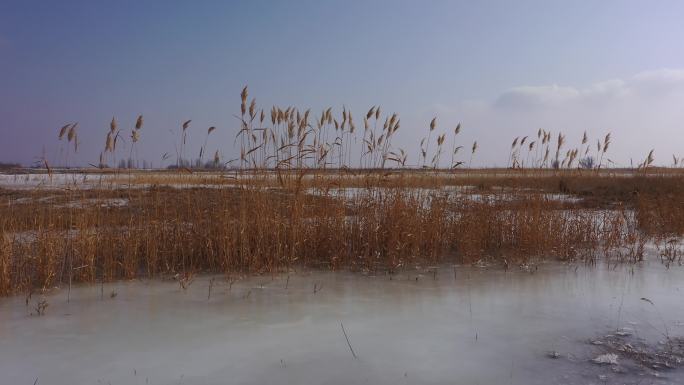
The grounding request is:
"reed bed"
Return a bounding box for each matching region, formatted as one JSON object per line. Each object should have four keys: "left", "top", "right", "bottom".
{"left": 0, "top": 174, "right": 675, "bottom": 296}
{"left": 1, "top": 87, "right": 683, "bottom": 296}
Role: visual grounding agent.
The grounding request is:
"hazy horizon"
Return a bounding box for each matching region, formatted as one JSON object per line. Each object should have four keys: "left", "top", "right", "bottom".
{"left": 1, "top": 1, "right": 683, "bottom": 167}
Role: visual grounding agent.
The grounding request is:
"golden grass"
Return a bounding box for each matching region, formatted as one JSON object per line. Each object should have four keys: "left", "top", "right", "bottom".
{"left": 1, "top": 86, "right": 682, "bottom": 296}
{"left": 2, "top": 170, "right": 681, "bottom": 296}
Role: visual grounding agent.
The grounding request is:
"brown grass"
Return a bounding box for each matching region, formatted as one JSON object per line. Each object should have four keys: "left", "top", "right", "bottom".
{"left": 1, "top": 87, "right": 683, "bottom": 296}
{"left": 2, "top": 170, "right": 680, "bottom": 296}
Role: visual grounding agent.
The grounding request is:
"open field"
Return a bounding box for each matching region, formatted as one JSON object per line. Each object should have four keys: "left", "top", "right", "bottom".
{"left": 2, "top": 168, "right": 683, "bottom": 296}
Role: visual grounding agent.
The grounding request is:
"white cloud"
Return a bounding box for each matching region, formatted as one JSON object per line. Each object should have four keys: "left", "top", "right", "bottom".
{"left": 494, "top": 69, "right": 684, "bottom": 110}
{"left": 494, "top": 85, "right": 580, "bottom": 108}
{"left": 630, "top": 69, "right": 684, "bottom": 97}
{"left": 633, "top": 68, "right": 684, "bottom": 84}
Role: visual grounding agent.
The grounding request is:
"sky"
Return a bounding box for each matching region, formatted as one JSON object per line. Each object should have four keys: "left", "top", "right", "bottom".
{"left": 1, "top": 0, "right": 683, "bottom": 167}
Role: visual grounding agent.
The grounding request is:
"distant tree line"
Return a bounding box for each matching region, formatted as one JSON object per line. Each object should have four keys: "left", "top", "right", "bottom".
{"left": 0, "top": 162, "right": 22, "bottom": 170}
{"left": 101, "top": 157, "right": 226, "bottom": 170}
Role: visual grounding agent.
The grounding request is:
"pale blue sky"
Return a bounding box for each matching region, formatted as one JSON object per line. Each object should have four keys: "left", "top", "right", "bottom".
{"left": 1, "top": 1, "right": 683, "bottom": 166}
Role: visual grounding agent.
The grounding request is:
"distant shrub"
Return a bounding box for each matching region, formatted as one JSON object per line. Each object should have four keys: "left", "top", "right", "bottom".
{"left": 579, "top": 157, "right": 595, "bottom": 169}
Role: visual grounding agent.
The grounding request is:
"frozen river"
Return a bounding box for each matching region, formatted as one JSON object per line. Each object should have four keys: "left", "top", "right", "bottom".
{"left": 1, "top": 260, "right": 683, "bottom": 385}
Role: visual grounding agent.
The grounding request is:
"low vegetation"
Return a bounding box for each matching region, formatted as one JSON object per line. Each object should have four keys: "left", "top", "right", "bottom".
{"left": 0, "top": 87, "right": 682, "bottom": 296}
{"left": 2, "top": 170, "right": 683, "bottom": 296}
